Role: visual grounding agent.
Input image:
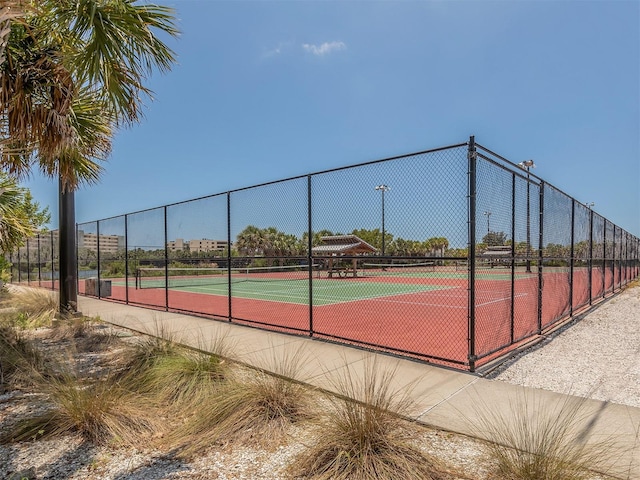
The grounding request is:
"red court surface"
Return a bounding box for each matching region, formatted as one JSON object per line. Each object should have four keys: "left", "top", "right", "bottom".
{"left": 71, "top": 265, "right": 631, "bottom": 370}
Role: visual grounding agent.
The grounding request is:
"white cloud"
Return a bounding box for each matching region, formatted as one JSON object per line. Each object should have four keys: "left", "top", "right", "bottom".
{"left": 302, "top": 41, "right": 346, "bottom": 56}
{"left": 264, "top": 46, "right": 282, "bottom": 57}
{"left": 261, "top": 41, "right": 294, "bottom": 59}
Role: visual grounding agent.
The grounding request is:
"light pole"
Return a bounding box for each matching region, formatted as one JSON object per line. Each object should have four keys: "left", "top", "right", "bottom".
{"left": 586, "top": 202, "right": 595, "bottom": 209}
{"left": 375, "top": 184, "right": 390, "bottom": 257}
{"left": 517, "top": 160, "right": 535, "bottom": 273}
{"left": 483, "top": 211, "right": 492, "bottom": 236}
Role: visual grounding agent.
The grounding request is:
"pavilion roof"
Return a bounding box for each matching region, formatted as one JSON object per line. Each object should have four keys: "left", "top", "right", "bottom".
{"left": 311, "top": 235, "right": 378, "bottom": 255}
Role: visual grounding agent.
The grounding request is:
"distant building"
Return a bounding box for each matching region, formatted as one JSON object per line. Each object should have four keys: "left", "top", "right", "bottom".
{"left": 17, "top": 230, "right": 125, "bottom": 257}
{"left": 167, "top": 238, "right": 229, "bottom": 253}
{"left": 167, "top": 238, "right": 186, "bottom": 252}
{"left": 77, "top": 230, "right": 124, "bottom": 253}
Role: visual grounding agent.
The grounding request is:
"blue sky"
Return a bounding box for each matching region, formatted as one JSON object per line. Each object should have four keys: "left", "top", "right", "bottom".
{"left": 25, "top": 0, "right": 640, "bottom": 240}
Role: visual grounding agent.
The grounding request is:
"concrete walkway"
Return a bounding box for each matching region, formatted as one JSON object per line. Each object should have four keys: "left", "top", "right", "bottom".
{"left": 77, "top": 296, "right": 639, "bottom": 478}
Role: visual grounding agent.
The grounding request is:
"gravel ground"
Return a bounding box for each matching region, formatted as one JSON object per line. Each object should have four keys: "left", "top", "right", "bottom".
{"left": 489, "top": 282, "right": 640, "bottom": 408}
{"left": 1, "top": 283, "right": 638, "bottom": 479}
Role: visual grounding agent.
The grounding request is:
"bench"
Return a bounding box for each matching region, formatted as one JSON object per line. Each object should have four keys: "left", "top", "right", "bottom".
{"left": 327, "top": 266, "right": 358, "bottom": 278}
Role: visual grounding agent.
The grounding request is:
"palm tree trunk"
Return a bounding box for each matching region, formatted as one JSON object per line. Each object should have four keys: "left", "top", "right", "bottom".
{"left": 59, "top": 176, "right": 78, "bottom": 315}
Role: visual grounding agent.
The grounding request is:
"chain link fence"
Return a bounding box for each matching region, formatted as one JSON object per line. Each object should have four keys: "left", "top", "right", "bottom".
{"left": 9, "top": 138, "right": 639, "bottom": 372}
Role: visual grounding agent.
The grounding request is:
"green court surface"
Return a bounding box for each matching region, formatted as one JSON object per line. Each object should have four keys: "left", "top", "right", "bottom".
{"left": 362, "top": 270, "right": 532, "bottom": 280}
{"left": 115, "top": 266, "right": 536, "bottom": 306}
{"left": 160, "top": 278, "right": 449, "bottom": 306}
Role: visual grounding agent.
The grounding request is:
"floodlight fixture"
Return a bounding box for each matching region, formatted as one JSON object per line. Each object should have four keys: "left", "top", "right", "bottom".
{"left": 375, "top": 185, "right": 390, "bottom": 256}
{"left": 517, "top": 160, "right": 536, "bottom": 272}
{"left": 518, "top": 159, "right": 535, "bottom": 170}
{"left": 483, "top": 211, "right": 492, "bottom": 234}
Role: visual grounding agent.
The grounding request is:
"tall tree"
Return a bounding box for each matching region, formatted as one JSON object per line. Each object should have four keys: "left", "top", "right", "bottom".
{"left": 426, "top": 236, "right": 449, "bottom": 257}
{"left": 235, "top": 225, "right": 266, "bottom": 256}
{"left": 482, "top": 231, "right": 507, "bottom": 247}
{"left": 0, "top": 1, "right": 178, "bottom": 314}
{"left": 0, "top": 173, "right": 50, "bottom": 253}
{"left": 351, "top": 228, "right": 392, "bottom": 251}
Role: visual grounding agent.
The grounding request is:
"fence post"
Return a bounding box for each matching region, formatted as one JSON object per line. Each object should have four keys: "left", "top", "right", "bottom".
{"left": 96, "top": 221, "right": 101, "bottom": 298}
{"left": 125, "top": 214, "right": 129, "bottom": 304}
{"left": 588, "top": 208, "right": 593, "bottom": 305}
{"left": 537, "top": 181, "right": 545, "bottom": 334}
{"left": 612, "top": 225, "right": 617, "bottom": 293}
{"left": 569, "top": 200, "right": 575, "bottom": 317}
{"left": 76, "top": 225, "right": 80, "bottom": 296}
{"left": 50, "top": 230, "right": 55, "bottom": 290}
{"left": 26, "top": 237, "right": 31, "bottom": 285}
{"left": 602, "top": 221, "right": 607, "bottom": 297}
{"left": 510, "top": 172, "right": 516, "bottom": 343}
{"left": 163, "top": 206, "right": 169, "bottom": 311}
{"left": 37, "top": 234, "right": 42, "bottom": 287}
{"left": 227, "top": 192, "right": 232, "bottom": 322}
{"left": 467, "top": 135, "right": 477, "bottom": 372}
{"left": 308, "top": 175, "right": 314, "bottom": 337}
{"left": 626, "top": 233, "right": 631, "bottom": 285}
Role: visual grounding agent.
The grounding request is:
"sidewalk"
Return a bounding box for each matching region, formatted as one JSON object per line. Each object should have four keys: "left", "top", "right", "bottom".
{"left": 78, "top": 295, "right": 640, "bottom": 478}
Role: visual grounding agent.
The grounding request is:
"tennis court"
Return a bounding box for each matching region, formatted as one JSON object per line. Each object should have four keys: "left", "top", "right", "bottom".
{"left": 96, "top": 262, "right": 547, "bottom": 369}
{"left": 15, "top": 138, "right": 640, "bottom": 372}
{"left": 132, "top": 264, "right": 454, "bottom": 303}
{"left": 131, "top": 263, "right": 533, "bottom": 306}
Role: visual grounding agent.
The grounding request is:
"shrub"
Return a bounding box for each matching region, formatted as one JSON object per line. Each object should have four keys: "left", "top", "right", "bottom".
{"left": 2, "top": 370, "right": 160, "bottom": 446}
{"left": 172, "top": 345, "right": 314, "bottom": 457}
{"left": 0, "top": 323, "right": 43, "bottom": 391}
{"left": 471, "top": 389, "right": 618, "bottom": 480}
{"left": 9, "top": 288, "right": 58, "bottom": 329}
{"left": 291, "top": 355, "right": 450, "bottom": 480}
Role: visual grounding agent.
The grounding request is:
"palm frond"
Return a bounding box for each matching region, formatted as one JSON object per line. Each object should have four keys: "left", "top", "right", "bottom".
{"left": 0, "top": 2, "right": 24, "bottom": 66}
{"left": 51, "top": 0, "right": 179, "bottom": 126}
{"left": 1, "top": 0, "right": 177, "bottom": 190}
{"left": 0, "top": 9, "right": 76, "bottom": 172}
{"left": 37, "top": 87, "right": 110, "bottom": 191}
{"left": 0, "top": 174, "right": 40, "bottom": 251}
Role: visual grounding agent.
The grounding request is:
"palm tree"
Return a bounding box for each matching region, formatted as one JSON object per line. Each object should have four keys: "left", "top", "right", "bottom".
{"left": 235, "top": 225, "right": 265, "bottom": 256}
{"left": 0, "top": 173, "right": 50, "bottom": 252}
{"left": 0, "top": 1, "right": 178, "bottom": 314}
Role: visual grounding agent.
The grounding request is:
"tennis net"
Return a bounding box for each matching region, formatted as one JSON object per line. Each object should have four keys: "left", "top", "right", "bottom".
{"left": 135, "top": 264, "right": 318, "bottom": 289}
{"left": 360, "top": 261, "right": 436, "bottom": 277}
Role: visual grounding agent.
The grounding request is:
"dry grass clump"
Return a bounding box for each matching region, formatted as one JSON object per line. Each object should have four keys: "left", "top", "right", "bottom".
{"left": 134, "top": 347, "right": 229, "bottom": 408}
{"left": 117, "top": 323, "right": 180, "bottom": 375}
{"left": 7, "top": 288, "right": 58, "bottom": 329}
{"left": 0, "top": 290, "right": 166, "bottom": 448}
{"left": 0, "top": 322, "right": 43, "bottom": 390}
{"left": 137, "top": 329, "right": 237, "bottom": 407}
{"left": 625, "top": 278, "right": 640, "bottom": 290}
{"left": 473, "top": 390, "right": 617, "bottom": 480}
{"left": 172, "top": 345, "right": 315, "bottom": 458}
{"left": 50, "top": 314, "right": 102, "bottom": 343}
{"left": 114, "top": 325, "right": 224, "bottom": 401}
{"left": 2, "top": 369, "right": 162, "bottom": 446}
{"left": 290, "top": 355, "right": 450, "bottom": 480}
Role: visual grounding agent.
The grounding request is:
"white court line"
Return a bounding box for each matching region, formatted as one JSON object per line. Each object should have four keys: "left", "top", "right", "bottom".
{"left": 176, "top": 283, "right": 530, "bottom": 308}
{"left": 338, "top": 297, "right": 468, "bottom": 309}
{"left": 321, "top": 292, "right": 530, "bottom": 309}
{"left": 476, "top": 292, "right": 529, "bottom": 307}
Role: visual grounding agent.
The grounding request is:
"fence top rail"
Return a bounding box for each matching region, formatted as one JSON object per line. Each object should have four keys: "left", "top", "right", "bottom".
{"left": 78, "top": 141, "right": 469, "bottom": 223}
{"left": 475, "top": 142, "right": 623, "bottom": 216}
{"left": 476, "top": 143, "right": 546, "bottom": 184}
{"left": 67, "top": 137, "right": 639, "bottom": 242}
{"left": 475, "top": 151, "right": 541, "bottom": 185}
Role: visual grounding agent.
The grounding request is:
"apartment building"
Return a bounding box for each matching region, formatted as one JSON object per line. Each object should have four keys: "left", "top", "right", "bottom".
{"left": 167, "top": 238, "right": 229, "bottom": 253}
